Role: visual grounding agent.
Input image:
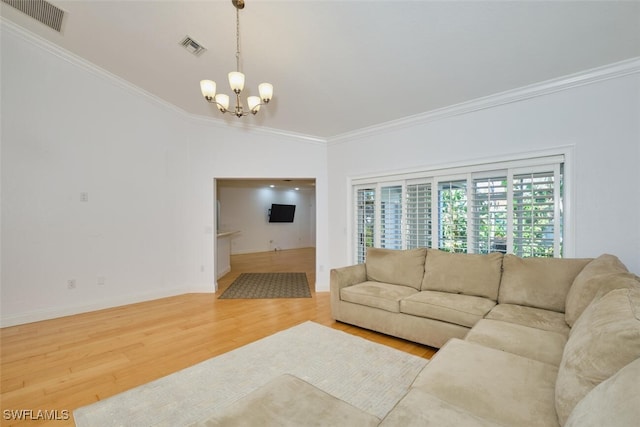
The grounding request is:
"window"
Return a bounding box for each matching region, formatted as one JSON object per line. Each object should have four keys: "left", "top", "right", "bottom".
{"left": 380, "top": 185, "right": 403, "bottom": 250}
{"left": 352, "top": 154, "right": 565, "bottom": 263}
{"left": 438, "top": 180, "right": 467, "bottom": 253}
{"left": 471, "top": 175, "right": 508, "bottom": 254}
{"left": 405, "top": 182, "right": 432, "bottom": 249}
{"left": 512, "top": 168, "right": 562, "bottom": 257}
{"left": 355, "top": 188, "right": 375, "bottom": 263}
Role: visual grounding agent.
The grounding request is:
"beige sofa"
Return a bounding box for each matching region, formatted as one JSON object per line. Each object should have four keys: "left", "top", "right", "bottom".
{"left": 330, "top": 248, "right": 640, "bottom": 426}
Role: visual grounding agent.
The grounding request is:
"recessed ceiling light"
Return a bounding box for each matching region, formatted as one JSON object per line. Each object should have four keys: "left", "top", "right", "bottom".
{"left": 269, "top": 185, "right": 275, "bottom": 188}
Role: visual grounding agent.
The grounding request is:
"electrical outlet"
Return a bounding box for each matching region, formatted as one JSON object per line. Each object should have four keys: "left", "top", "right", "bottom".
{"left": 67, "top": 279, "right": 76, "bottom": 289}
{"left": 97, "top": 276, "right": 105, "bottom": 286}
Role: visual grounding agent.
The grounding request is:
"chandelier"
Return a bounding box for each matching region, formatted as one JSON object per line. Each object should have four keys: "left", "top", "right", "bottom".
{"left": 199, "top": 0, "right": 273, "bottom": 117}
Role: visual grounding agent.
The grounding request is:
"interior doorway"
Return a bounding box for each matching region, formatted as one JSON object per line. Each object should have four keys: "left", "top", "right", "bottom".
{"left": 214, "top": 178, "right": 317, "bottom": 289}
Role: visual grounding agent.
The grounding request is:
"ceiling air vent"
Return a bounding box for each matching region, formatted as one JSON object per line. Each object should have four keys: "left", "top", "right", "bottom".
{"left": 180, "top": 36, "right": 206, "bottom": 56}
{"left": 2, "top": 0, "right": 65, "bottom": 32}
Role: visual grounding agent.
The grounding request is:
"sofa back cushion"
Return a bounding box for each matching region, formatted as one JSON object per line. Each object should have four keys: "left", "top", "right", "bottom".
{"left": 565, "top": 253, "right": 637, "bottom": 327}
{"left": 498, "top": 255, "right": 591, "bottom": 312}
{"left": 366, "top": 247, "right": 427, "bottom": 290}
{"left": 421, "top": 249, "right": 503, "bottom": 300}
{"left": 564, "top": 358, "right": 640, "bottom": 427}
{"left": 555, "top": 287, "right": 640, "bottom": 425}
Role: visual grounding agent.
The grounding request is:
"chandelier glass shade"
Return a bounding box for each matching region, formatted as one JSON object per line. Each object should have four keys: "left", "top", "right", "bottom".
{"left": 200, "top": 0, "right": 273, "bottom": 117}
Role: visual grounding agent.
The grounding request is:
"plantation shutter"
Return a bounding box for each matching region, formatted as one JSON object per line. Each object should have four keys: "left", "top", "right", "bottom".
{"left": 355, "top": 187, "right": 375, "bottom": 263}
{"left": 380, "top": 185, "right": 403, "bottom": 249}
{"left": 471, "top": 175, "right": 508, "bottom": 254}
{"left": 406, "top": 182, "right": 432, "bottom": 249}
{"left": 351, "top": 152, "right": 565, "bottom": 263}
{"left": 511, "top": 164, "right": 562, "bottom": 257}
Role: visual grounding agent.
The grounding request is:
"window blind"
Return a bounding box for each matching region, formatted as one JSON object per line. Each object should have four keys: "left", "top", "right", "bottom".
{"left": 512, "top": 169, "right": 561, "bottom": 257}
{"left": 351, "top": 153, "right": 565, "bottom": 263}
{"left": 406, "top": 182, "right": 432, "bottom": 249}
{"left": 471, "top": 175, "right": 508, "bottom": 254}
{"left": 355, "top": 187, "right": 375, "bottom": 263}
{"left": 380, "top": 185, "right": 403, "bottom": 250}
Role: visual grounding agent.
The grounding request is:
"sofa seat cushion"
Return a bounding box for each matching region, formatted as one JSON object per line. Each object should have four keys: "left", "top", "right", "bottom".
{"left": 340, "top": 281, "right": 418, "bottom": 313}
{"left": 499, "top": 255, "right": 591, "bottom": 312}
{"left": 189, "top": 374, "right": 380, "bottom": 427}
{"left": 465, "top": 319, "right": 567, "bottom": 366}
{"left": 485, "top": 303, "right": 570, "bottom": 335}
{"left": 412, "top": 339, "right": 559, "bottom": 427}
{"left": 555, "top": 287, "right": 640, "bottom": 425}
{"left": 564, "top": 358, "right": 640, "bottom": 427}
{"left": 565, "top": 253, "right": 638, "bottom": 326}
{"left": 366, "top": 247, "right": 427, "bottom": 290}
{"left": 379, "top": 387, "right": 502, "bottom": 427}
{"left": 421, "top": 249, "right": 503, "bottom": 300}
{"left": 400, "top": 291, "right": 495, "bottom": 328}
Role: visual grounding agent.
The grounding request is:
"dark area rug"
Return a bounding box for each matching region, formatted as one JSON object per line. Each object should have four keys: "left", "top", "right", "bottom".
{"left": 219, "top": 272, "right": 311, "bottom": 299}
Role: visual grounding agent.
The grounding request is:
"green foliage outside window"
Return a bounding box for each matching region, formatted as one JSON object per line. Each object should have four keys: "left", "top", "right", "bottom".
{"left": 439, "top": 184, "right": 467, "bottom": 253}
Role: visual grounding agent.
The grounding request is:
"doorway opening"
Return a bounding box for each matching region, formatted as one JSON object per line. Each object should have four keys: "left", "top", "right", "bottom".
{"left": 214, "top": 178, "right": 317, "bottom": 291}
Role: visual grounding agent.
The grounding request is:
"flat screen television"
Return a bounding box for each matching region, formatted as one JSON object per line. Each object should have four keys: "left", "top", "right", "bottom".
{"left": 269, "top": 203, "right": 296, "bottom": 223}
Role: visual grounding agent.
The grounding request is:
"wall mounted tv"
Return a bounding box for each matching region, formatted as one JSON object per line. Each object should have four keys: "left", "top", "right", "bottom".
{"left": 269, "top": 204, "right": 296, "bottom": 223}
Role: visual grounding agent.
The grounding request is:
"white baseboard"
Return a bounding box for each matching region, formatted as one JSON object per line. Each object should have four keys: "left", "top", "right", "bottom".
{"left": 0, "top": 286, "right": 215, "bottom": 328}
{"left": 216, "top": 265, "right": 231, "bottom": 279}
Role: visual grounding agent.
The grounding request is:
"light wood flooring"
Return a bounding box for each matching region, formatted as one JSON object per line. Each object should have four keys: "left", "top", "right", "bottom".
{"left": 1, "top": 248, "right": 435, "bottom": 426}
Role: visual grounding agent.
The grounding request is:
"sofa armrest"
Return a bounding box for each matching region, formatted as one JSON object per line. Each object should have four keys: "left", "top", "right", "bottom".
{"left": 330, "top": 264, "right": 367, "bottom": 319}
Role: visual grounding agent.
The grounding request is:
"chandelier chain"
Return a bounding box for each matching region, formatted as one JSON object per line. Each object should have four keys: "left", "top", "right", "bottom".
{"left": 235, "top": 7, "right": 241, "bottom": 72}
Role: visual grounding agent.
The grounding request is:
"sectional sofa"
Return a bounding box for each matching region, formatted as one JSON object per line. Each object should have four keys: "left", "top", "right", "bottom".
{"left": 330, "top": 248, "right": 640, "bottom": 426}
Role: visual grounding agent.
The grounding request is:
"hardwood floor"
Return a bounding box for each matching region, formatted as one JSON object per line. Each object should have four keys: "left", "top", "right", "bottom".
{"left": 0, "top": 248, "right": 435, "bottom": 426}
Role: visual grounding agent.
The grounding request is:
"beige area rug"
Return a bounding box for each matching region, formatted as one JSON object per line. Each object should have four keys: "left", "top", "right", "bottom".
{"left": 73, "top": 321, "right": 428, "bottom": 426}
{"left": 218, "top": 272, "right": 311, "bottom": 299}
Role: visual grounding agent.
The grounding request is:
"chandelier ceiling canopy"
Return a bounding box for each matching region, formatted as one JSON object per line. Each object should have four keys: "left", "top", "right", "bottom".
{"left": 199, "top": 0, "right": 273, "bottom": 118}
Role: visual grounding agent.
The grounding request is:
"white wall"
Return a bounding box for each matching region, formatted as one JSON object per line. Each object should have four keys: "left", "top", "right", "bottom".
{"left": 0, "top": 22, "right": 329, "bottom": 326}
{"left": 217, "top": 185, "right": 316, "bottom": 254}
{"left": 327, "top": 67, "right": 640, "bottom": 274}
{"left": 1, "top": 23, "right": 190, "bottom": 326}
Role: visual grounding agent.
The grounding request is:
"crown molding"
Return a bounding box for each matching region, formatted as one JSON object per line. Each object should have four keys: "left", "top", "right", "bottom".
{"left": 328, "top": 56, "right": 640, "bottom": 145}
{"left": 1, "top": 18, "right": 326, "bottom": 146}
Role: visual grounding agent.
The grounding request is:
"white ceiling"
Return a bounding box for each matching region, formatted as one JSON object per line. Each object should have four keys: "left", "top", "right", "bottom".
{"left": 2, "top": 0, "right": 639, "bottom": 139}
